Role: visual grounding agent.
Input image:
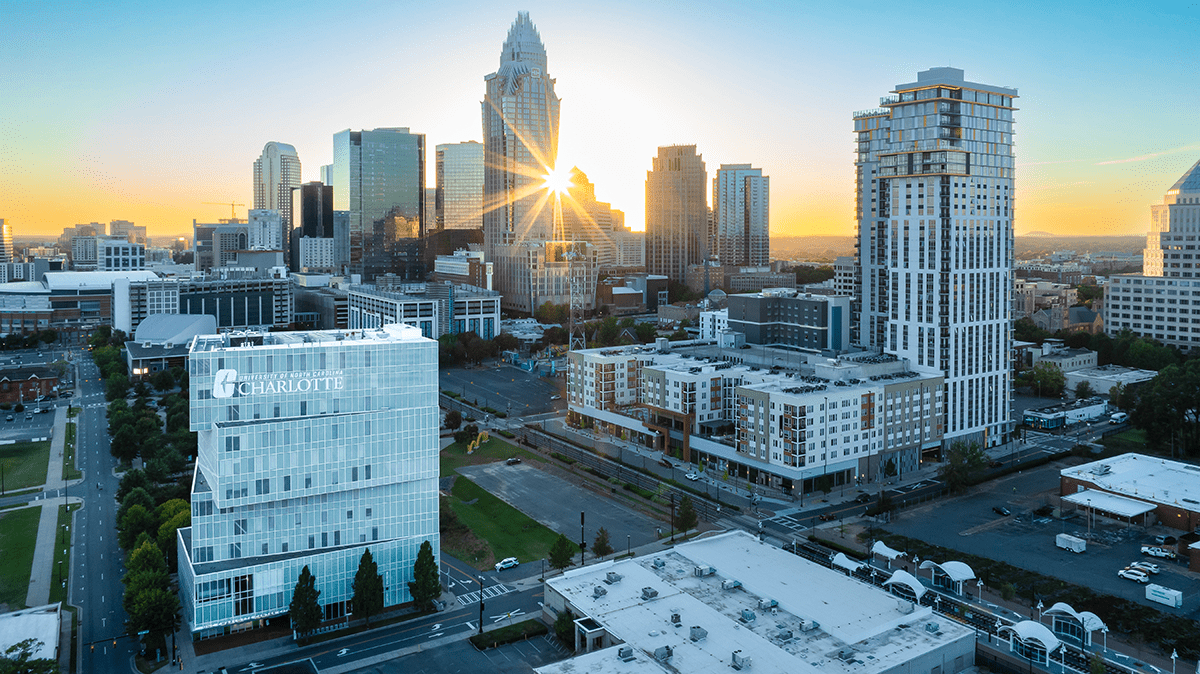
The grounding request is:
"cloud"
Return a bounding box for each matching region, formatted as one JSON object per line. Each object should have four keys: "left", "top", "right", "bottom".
{"left": 1018, "top": 159, "right": 1084, "bottom": 167}
{"left": 1095, "top": 144, "right": 1200, "bottom": 166}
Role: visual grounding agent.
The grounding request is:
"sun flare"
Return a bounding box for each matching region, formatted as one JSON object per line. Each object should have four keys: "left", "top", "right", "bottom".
{"left": 541, "top": 167, "right": 572, "bottom": 195}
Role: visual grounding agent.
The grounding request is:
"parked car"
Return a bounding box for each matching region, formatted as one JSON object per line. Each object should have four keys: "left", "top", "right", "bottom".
{"left": 495, "top": 557, "right": 519, "bottom": 571}
{"left": 1118, "top": 568, "right": 1150, "bottom": 583}
{"left": 4, "top": 415, "right": 11, "bottom": 422}
{"left": 550, "top": 395, "right": 561, "bottom": 400}
{"left": 855, "top": 493, "right": 873, "bottom": 504}
{"left": 1141, "top": 545, "right": 1176, "bottom": 559}
{"left": 818, "top": 513, "right": 836, "bottom": 522}
{"left": 684, "top": 473, "right": 701, "bottom": 481}
{"left": 992, "top": 506, "right": 1011, "bottom": 516}
{"left": 60, "top": 391, "right": 73, "bottom": 398}
{"left": 1154, "top": 535, "right": 1177, "bottom": 546}
{"left": 24, "top": 414, "right": 32, "bottom": 421}
{"left": 505, "top": 457, "right": 522, "bottom": 465}
{"left": 1129, "top": 561, "right": 1160, "bottom": 574}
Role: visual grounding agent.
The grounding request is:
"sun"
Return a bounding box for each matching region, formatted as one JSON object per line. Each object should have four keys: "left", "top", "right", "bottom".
{"left": 541, "top": 167, "right": 572, "bottom": 195}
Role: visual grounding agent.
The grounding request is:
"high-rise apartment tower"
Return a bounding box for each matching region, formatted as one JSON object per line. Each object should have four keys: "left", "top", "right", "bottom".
{"left": 854, "top": 67, "right": 1016, "bottom": 447}
{"left": 712, "top": 164, "right": 769, "bottom": 267}
{"left": 253, "top": 142, "right": 302, "bottom": 234}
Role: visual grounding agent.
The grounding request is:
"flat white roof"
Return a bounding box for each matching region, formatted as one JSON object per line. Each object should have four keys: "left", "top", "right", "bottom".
{"left": 0, "top": 604, "right": 59, "bottom": 661}
{"left": 44, "top": 270, "right": 160, "bottom": 290}
{"left": 539, "top": 531, "right": 969, "bottom": 674}
{"left": 1061, "top": 453, "right": 1200, "bottom": 511}
{"left": 1062, "top": 489, "right": 1158, "bottom": 518}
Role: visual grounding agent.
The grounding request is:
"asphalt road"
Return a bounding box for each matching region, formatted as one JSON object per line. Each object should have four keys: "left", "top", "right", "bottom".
{"left": 439, "top": 365, "right": 565, "bottom": 418}
{"left": 882, "top": 461, "right": 1200, "bottom": 618}
{"left": 69, "top": 349, "right": 140, "bottom": 670}
{"left": 458, "top": 462, "right": 661, "bottom": 553}
{"left": 351, "top": 631, "right": 571, "bottom": 674}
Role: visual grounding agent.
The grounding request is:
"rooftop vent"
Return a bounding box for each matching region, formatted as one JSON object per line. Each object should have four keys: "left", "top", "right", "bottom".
{"left": 670, "top": 612, "right": 681, "bottom": 625}
{"left": 605, "top": 571, "right": 623, "bottom": 584}
{"left": 690, "top": 626, "right": 708, "bottom": 642}
{"left": 654, "top": 645, "right": 673, "bottom": 663}
{"left": 798, "top": 618, "right": 819, "bottom": 631}
{"left": 618, "top": 645, "right": 635, "bottom": 662}
{"left": 641, "top": 587, "right": 659, "bottom": 601}
{"left": 732, "top": 649, "right": 753, "bottom": 670}
{"left": 740, "top": 609, "right": 757, "bottom": 623}
{"left": 758, "top": 598, "right": 778, "bottom": 610}
{"left": 694, "top": 565, "right": 715, "bottom": 577}
{"left": 778, "top": 629, "right": 794, "bottom": 641}
{"left": 593, "top": 586, "right": 607, "bottom": 599}
{"left": 722, "top": 579, "right": 742, "bottom": 591}
{"left": 925, "top": 622, "right": 940, "bottom": 633}
{"left": 652, "top": 558, "right": 665, "bottom": 568}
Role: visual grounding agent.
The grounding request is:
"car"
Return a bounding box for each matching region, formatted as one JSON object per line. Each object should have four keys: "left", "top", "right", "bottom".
{"left": 505, "top": 457, "right": 522, "bottom": 465}
{"left": 550, "top": 395, "right": 561, "bottom": 400}
{"left": 4, "top": 415, "right": 11, "bottom": 422}
{"left": 495, "top": 557, "right": 519, "bottom": 571}
{"left": 988, "top": 460, "right": 1003, "bottom": 468}
{"left": 1154, "top": 535, "right": 1178, "bottom": 546}
{"left": 855, "top": 493, "right": 873, "bottom": 504}
{"left": 818, "top": 513, "right": 836, "bottom": 522}
{"left": 1129, "top": 561, "right": 1160, "bottom": 574}
{"left": 60, "top": 391, "right": 73, "bottom": 398}
{"left": 992, "top": 506, "right": 1011, "bottom": 516}
{"left": 1118, "top": 568, "right": 1150, "bottom": 583}
{"left": 34, "top": 395, "right": 44, "bottom": 402}
{"left": 684, "top": 473, "right": 701, "bottom": 481}
{"left": 24, "top": 414, "right": 31, "bottom": 421}
{"left": 1141, "top": 546, "right": 1176, "bottom": 559}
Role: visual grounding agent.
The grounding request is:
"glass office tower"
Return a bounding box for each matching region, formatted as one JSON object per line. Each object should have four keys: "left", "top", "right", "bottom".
{"left": 436, "top": 141, "right": 484, "bottom": 231}
{"left": 178, "top": 324, "right": 438, "bottom": 639}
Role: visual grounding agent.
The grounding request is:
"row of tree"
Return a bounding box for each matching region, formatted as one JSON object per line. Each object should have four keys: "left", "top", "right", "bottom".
{"left": 0, "top": 329, "right": 58, "bottom": 351}
{"left": 108, "top": 390, "right": 194, "bottom": 501}
{"left": 437, "top": 331, "right": 521, "bottom": 366}
{"left": 542, "top": 498, "right": 700, "bottom": 570}
{"left": 1015, "top": 322, "right": 1183, "bottom": 372}
{"left": 116, "top": 488, "right": 188, "bottom": 657}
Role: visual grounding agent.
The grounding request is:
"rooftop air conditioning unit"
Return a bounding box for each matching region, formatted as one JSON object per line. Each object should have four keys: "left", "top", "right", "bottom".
{"left": 605, "top": 571, "right": 623, "bottom": 584}
{"left": 740, "top": 609, "right": 756, "bottom": 623}
{"left": 925, "top": 622, "right": 940, "bottom": 633}
{"left": 618, "top": 646, "right": 635, "bottom": 662}
{"left": 654, "top": 646, "right": 673, "bottom": 663}
{"left": 778, "top": 629, "right": 794, "bottom": 641}
{"left": 732, "top": 649, "right": 753, "bottom": 670}
{"left": 652, "top": 558, "right": 665, "bottom": 568}
{"left": 670, "top": 613, "right": 681, "bottom": 625}
{"left": 722, "top": 579, "right": 742, "bottom": 590}
{"left": 593, "top": 586, "right": 607, "bottom": 599}
{"left": 798, "top": 618, "right": 819, "bottom": 631}
{"left": 690, "top": 626, "right": 708, "bottom": 642}
{"left": 694, "top": 565, "right": 715, "bottom": 577}
{"left": 758, "top": 598, "right": 778, "bottom": 610}
{"left": 641, "top": 587, "right": 659, "bottom": 601}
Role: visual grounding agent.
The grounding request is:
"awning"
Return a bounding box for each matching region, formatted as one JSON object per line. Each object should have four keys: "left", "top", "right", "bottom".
{"left": 872, "top": 541, "right": 904, "bottom": 560}
{"left": 919, "top": 559, "right": 976, "bottom": 583}
{"left": 882, "top": 570, "right": 926, "bottom": 600}
{"left": 1063, "top": 489, "right": 1157, "bottom": 518}
{"left": 1001, "top": 621, "right": 1061, "bottom": 653}
{"left": 1044, "top": 602, "right": 1107, "bottom": 632}
{"left": 833, "top": 553, "right": 864, "bottom": 572}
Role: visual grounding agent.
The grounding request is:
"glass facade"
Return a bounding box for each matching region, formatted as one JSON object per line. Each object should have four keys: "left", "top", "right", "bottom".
{"left": 332, "top": 128, "right": 426, "bottom": 281}
{"left": 178, "top": 325, "right": 439, "bottom": 637}
{"left": 436, "top": 141, "right": 484, "bottom": 231}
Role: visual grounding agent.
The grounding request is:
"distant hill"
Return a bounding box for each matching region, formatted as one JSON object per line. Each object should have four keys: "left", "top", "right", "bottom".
{"left": 773, "top": 236, "right": 855, "bottom": 263}
{"left": 771, "top": 234, "right": 1144, "bottom": 264}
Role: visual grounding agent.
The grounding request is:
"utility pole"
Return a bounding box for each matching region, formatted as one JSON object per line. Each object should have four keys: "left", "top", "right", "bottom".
{"left": 579, "top": 511, "right": 587, "bottom": 567}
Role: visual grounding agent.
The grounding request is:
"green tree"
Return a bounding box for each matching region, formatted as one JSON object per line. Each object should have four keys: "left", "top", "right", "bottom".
{"left": 156, "top": 507, "right": 190, "bottom": 570}
{"left": 127, "top": 587, "right": 180, "bottom": 655}
{"left": 792, "top": 265, "right": 835, "bottom": 285}
{"left": 667, "top": 280, "right": 701, "bottom": 303}
{"left": 675, "top": 496, "right": 698, "bottom": 534}
{"left": 118, "top": 504, "right": 158, "bottom": 550}
{"left": 290, "top": 566, "right": 322, "bottom": 643}
{"left": 123, "top": 568, "right": 169, "bottom": 618}
{"left": 116, "top": 469, "right": 150, "bottom": 504}
{"left": 151, "top": 369, "right": 175, "bottom": 392}
{"left": 351, "top": 549, "right": 385, "bottom": 627}
{"left": 407, "top": 540, "right": 440, "bottom": 613}
{"left": 1132, "top": 359, "right": 1200, "bottom": 456}
{"left": 1024, "top": 361, "right": 1066, "bottom": 398}
{"left": 444, "top": 409, "right": 462, "bottom": 431}
{"left": 592, "top": 527, "right": 614, "bottom": 558}
{"left": 553, "top": 608, "right": 576, "bottom": 646}
{"left": 105, "top": 373, "right": 131, "bottom": 401}
{"left": 126, "top": 540, "right": 167, "bottom": 577}
{"left": 634, "top": 323, "right": 657, "bottom": 343}
{"left": 117, "top": 487, "right": 155, "bottom": 524}
{"left": 0, "top": 638, "right": 58, "bottom": 674}
{"left": 492, "top": 332, "right": 519, "bottom": 353}
{"left": 1074, "top": 380, "right": 1094, "bottom": 400}
{"left": 883, "top": 458, "right": 898, "bottom": 478}
{"left": 548, "top": 533, "right": 575, "bottom": 570}
{"left": 939, "top": 440, "right": 989, "bottom": 493}
{"left": 1013, "top": 317, "right": 1052, "bottom": 344}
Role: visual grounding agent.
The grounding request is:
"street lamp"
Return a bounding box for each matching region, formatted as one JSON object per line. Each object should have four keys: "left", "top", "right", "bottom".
{"left": 976, "top": 579, "right": 984, "bottom": 602}
{"left": 478, "top": 574, "right": 485, "bottom": 635}
{"left": 1171, "top": 649, "right": 1178, "bottom": 674}
{"left": 1036, "top": 600, "right": 1044, "bottom": 622}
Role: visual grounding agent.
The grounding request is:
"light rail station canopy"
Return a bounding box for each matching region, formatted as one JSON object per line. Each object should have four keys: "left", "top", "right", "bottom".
{"left": 1001, "top": 621, "right": 1061, "bottom": 654}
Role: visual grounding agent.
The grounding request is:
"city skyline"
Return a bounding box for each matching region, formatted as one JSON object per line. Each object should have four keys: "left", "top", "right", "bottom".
{"left": 2, "top": 1, "right": 1197, "bottom": 239}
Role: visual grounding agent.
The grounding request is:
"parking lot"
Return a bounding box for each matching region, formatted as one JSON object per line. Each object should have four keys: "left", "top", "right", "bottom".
{"left": 358, "top": 633, "right": 571, "bottom": 674}
{"left": 884, "top": 459, "right": 1200, "bottom": 617}
{"left": 440, "top": 364, "right": 565, "bottom": 417}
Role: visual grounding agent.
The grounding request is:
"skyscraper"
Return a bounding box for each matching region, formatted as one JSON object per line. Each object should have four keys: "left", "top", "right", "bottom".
{"left": 0, "top": 219, "right": 12, "bottom": 264}
{"left": 854, "top": 67, "right": 1016, "bottom": 448}
{"left": 290, "top": 182, "right": 335, "bottom": 272}
{"left": 482, "top": 12, "right": 563, "bottom": 311}
{"left": 645, "top": 145, "right": 708, "bottom": 281}
{"left": 332, "top": 128, "right": 425, "bottom": 281}
{"left": 712, "top": 164, "right": 769, "bottom": 267}
{"left": 178, "top": 324, "right": 439, "bottom": 639}
{"left": 436, "top": 141, "right": 484, "bottom": 231}
{"left": 559, "top": 167, "right": 625, "bottom": 270}
{"left": 253, "top": 142, "right": 302, "bottom": 231}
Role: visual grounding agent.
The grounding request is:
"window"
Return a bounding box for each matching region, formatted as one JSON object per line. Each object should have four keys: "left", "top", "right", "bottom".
{"left": 308, "top": 535, "right": 315, "bottom": 549}
{"left": 372, "top": 527, "right": 378, "bottom": 541}
{"left": 283, "top": 476, "right": 291, "bottom": 492}
{"left": 229, "top": 542, "right": 242, "bottom": 558}
{"left": 234, "top": 519, "right": 247, "bottom": 535}
{"left": 321, "top": 532, "right": 329, "bottom": 547}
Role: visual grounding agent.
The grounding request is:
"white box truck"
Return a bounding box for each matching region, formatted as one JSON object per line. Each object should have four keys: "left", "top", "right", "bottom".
{"left": 1146, "top": 584, "right": 1183, "bottom": 608}
{"left": 1056, "top": 533, "right": 1086, "bottom": 553}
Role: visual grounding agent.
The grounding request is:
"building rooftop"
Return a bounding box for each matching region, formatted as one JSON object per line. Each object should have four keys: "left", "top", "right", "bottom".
{"left": 189, "top": 324, "right": 427, "bottom": 354}
{"left": 1066, "top": 365, "right": 1157, "bottom": 386}
{"left": 1025, "top": 396, "right": 1106, "bottom": 416}
{"left": 1169, "top": 158, "right": 1200, "bottom": 194}
{"left": 0, "top": 604, "right": 60, "bottom": 662}
{"left": 0, "top": 281, "right": 50, "bottom": 295}
{"left": 1061, "top": 453, "right": 1200, "bottom": 511}
{"left": 133, "top": 314, "right": 217, "bottom": 345}
{"left": 44, "top": 270, "right": 160, "bottom": 290}
{"left": 539, "top": 531, "right": 969, "bottom": 674}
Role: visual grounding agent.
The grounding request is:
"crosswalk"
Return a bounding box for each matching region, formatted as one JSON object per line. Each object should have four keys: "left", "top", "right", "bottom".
{"left": 456, "top": 583, "right": 514, "bottom": 606}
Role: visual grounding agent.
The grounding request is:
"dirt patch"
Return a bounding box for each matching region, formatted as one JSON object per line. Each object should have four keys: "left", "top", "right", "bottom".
{"left": 438, "top": 488, "right": 494, "bottom": 569}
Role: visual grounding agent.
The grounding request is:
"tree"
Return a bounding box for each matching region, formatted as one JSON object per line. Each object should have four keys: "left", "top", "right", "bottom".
{"left": 492, "top": 332, "right": 519, "bottom": 353}
{"left": 1024, "top": 361, "right": 1066, "bottom": 398}
{"left": 156, "top": 506, "right": 190, "bottom": 570}
{"left": 407, "top": 540, "right": 440, "bottom": 613}
{"left": 883, "top": 458, "right": 898, "bottom": 478}
{"left": 792, "top": 265, "right": 835, "bottom": 285}
{"left": 151, "top": 369, "right": 175, "bottom": 392}
{"left": 1131, "top": 359, "right": 1200, "bottom": 456}
{"left": 444, "top": 409, "right": 462, "bottom": 431}
{"left": 634, "top": 323, "right": 657, "bottom": 343}
{"left": 117, "top": 487, "right": 155, "bottom": 524}
{"left": 351, "top": 548, "right": 385, "bottom": 627}
{"left": 0, "top": 638, "right": 58, "bottom": 674}
{"left": 127, "top": 587, "right": 180, "bottom": 655}
{"left": 118, "top": 505, "right": 158, "bottom": 550}
{"left": 126, "top": 540, "right": 167, "bottom": 577}
{"left": 116, "top": 469, "right": 150, "bottom": 504}
{"left": 1074, "top": 380, "right": 1094, "bottom": 400}
{"left": 553, "top": 608, "right": 576, "bottom": 645}
{"left": 591, "top": 527, "right": 614, "bottom": 558}
{"left": 548, "top": 533, "right": 575, "bottom": 570}
{"left": 290, "top": 566, "right": 322, "bottom": 643}
{"left": 675, "top": 496, "right": 698, "bottom": 534}
{"left": 939, "top": 440, "right": 989, "bottom": 493}
{"left": 105, "top": 373, "right": 131, "bottom": 401}
{"left": 123, "top": 568, "right": 170, "bottom": 617}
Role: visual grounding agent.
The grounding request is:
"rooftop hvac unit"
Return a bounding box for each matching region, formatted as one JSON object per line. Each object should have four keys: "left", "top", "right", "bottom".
{"left": 722, "top": 579, "right": 742, "bottom": 590}
{"left": 694, "top": 565, "right": 716, "bottom": 577}
{"left": 605, "top": 571, "right": 623, "bottom": 584}
{"left": 758, "top": 598, "right": 778, "bottom": 610}
{"left": 593, "top": 586, "right": 607, "bottom": 598}
{"left": 641, "top": 587, "right": 659, "bottom": 601}
{"left": 653, "top": 558, "right": 665, "bottom": 568}
{"left": 925, "top": 622, "right": 940, "bottom": 633}
{"left": 618, "top": 646, "right": 635, "bottom": 662}
{"left": 671, "top": 613, "right": 681, "bottom": 625}
{"left": 690, "top": 626, "right": 708, "bottom": 642}
{"left": 897, "top": 600, "right": 915, "bottom": 614}
{"left": 778, "top": 629, "right": 794, "bottom": 641}
{"left": 654, "top": 645, "right": 673, "bottom": 663}
{"left": 732, "top": 649, "right": 753, "bottom": 670}
{"left": 798, "top": 618, "right": 819, "bottom": 631}
{"left": 740, "top": 609, "right": 757, "bottom": 623}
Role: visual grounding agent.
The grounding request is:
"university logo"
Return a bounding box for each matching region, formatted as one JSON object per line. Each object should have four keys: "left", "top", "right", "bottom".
{"left": 213, "top": 369, "right": 238, "bottom": 398}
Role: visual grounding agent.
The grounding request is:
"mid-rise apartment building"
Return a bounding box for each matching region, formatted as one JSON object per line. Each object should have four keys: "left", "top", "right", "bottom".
{"left": 1104, "top": 159, "right": 1200, "bottom": 349}
{"left": 347, "top": 282, "right": 500, "bottom": 339}
{"left": 178, "top": 325, "right": 439, "bottom": 639}
{"left": 726, "top": 290, "right": 852, "bottom": 353}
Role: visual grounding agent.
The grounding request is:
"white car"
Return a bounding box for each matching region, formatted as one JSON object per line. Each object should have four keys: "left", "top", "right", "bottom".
{"left": 684, "top": 473, "right": 701, "bottom": 481}
{"left": 1129, "top": 561, "right": 1160, "bottom": 574}
{"left": 1141, "top": 545, "right": 1176, "bottom": 559}
{"left": 495, "top": 557, "right": 519, "bottom": 571}
{"left": 1118, "top": 568, "right": 1150, "bottom": 583}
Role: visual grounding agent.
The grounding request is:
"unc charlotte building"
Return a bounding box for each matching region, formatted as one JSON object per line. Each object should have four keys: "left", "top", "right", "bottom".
{"left": 177, "top": 324, "right": 439, "bottom": 639}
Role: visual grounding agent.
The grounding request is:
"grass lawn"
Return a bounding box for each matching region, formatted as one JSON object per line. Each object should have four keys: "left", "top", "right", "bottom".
{"left": 0, "top": 440, "right": 50, "bottom": 491}
{"left": 67, "top": 406, "right": 79, "bottom": 419}
{"left": 0, "top": 506, "right": 41, "bottom": 609}
{"left": 1099, "top": 427, "right": 1148, "bottom": 456}
{"left": 445, "top": 477, "right": 574, "bottom": 570}
{"left": 48, "top": 503, "right": 80, "bottom": 605}
{"left": 63, "top": 422, "right": 82, "bottom": 481}
{"left": 440, "top": 437, "right": 544, "bottom": 477}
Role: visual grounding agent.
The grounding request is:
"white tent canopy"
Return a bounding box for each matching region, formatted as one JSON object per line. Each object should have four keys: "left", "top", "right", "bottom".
{"left": 1001, "top": 621, "right": 1062, "bottom": 654}
{"left": 919, "top": 560, "right": 976, "bottom": 582}
{"left": 883, "top": 570, "right": 926, "bottom": 600}
{"left": 872, "top": 541, "right": 905, "bottom": 560}
{"left": 1044, "top": 602, "right": 1107, "bottom": 632}
{"left": 833, "top": 553, "right": 865, "bottom": 572}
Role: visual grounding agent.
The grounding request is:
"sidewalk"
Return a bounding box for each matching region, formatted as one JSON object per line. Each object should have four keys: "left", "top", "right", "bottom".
{"left": 24, "top": 405, "right": 74, "bottom": 608}
{"left": 44, "top": 406, "right": 68, "bottom": 491}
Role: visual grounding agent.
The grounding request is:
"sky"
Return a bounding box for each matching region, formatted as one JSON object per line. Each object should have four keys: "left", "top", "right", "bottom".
{"left": 2, "top": 0, "right": 1198, "bottom": 241}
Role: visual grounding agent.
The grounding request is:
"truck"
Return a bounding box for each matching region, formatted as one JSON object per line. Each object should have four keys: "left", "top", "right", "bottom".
{"left": 1056, "top": 533, "right": 1087, "bottom": 553}
{"left": 1110, "top": 412, "right": 1129, "bottom": 424}
{"left": 1146, "top": 584, "right": 1183, "bottom": 608}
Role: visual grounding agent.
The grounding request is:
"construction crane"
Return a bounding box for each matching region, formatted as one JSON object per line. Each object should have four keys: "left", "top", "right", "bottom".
{"left": 201, "top": 202, "right": 245, "bottom": 220}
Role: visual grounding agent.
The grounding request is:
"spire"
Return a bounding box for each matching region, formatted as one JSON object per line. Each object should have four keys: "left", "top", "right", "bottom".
{"left": 500, "top": 11, "right": 547, "bottom": 71}
{"left": 1168, "top": 158, "right": 1200, "bottom": 194}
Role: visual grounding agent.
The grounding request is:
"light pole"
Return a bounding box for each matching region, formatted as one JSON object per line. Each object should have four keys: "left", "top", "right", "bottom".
{"left": 1087, "top": 499, "right": 1092, "bottom": 538}
{"left": 976, "top": 579, "right": 984, "bottom": 603}
{"left": 1101, "top": 626, "right": 1107, "bottom": 653}
{"left": 478, "top": 574, "right": 485, "bottom": 636}
{"left": 627, "top": 534, "right": 630, "bottom": 558}
{"left": 1036, "top": 600, "right": 1044, "bottom": 622}
{"left": 1171, "top": 649, "right": 1178, "bottom": 674}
